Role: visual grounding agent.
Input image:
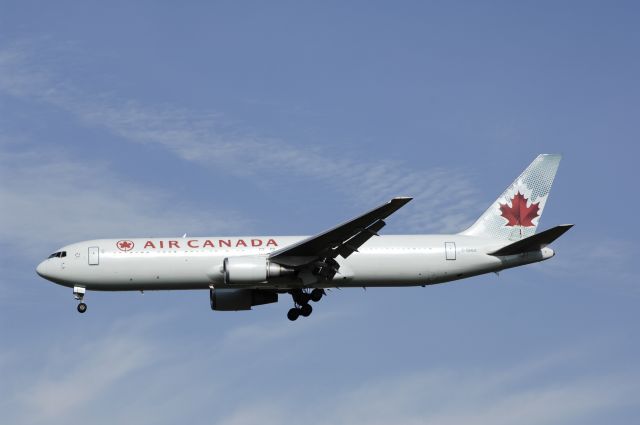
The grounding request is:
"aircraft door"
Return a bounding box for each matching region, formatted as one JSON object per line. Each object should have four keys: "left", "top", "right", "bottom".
{"left": 88, "top": 246, "right": 100, "bottom": 265}
{"left": 445, "top": 242, "right": 456, "bottom": 260}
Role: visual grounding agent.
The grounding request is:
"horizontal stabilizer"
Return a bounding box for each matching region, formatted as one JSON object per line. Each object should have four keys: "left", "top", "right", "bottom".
{"left": 488, "top": 224, "right": 574, "bottom": 256}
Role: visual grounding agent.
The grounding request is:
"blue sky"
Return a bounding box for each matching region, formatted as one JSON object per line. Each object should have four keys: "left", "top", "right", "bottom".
{"left": 1, "top": 1, "right": 638, "bottom": 424}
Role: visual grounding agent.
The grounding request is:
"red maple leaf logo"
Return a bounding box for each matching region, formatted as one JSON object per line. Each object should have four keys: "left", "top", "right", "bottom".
{"left": 499, "top": 192, "right": 540, "bottom": 227}
{"left": 117, "top": 240, "right": 134, "bottom": 251}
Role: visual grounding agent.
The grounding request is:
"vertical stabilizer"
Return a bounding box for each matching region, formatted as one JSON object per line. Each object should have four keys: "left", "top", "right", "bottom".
{"left": 461, "top": 154, "right": 561, "bottom": 241}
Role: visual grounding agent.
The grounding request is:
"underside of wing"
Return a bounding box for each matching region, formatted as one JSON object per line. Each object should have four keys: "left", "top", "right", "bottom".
{"left": 269, "top": 197, "right": 412, "bottom": 271}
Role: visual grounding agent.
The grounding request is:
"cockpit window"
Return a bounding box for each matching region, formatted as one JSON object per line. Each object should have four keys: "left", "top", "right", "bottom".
{"left": 48, "top": 251, "right": 67, "bottom": 259}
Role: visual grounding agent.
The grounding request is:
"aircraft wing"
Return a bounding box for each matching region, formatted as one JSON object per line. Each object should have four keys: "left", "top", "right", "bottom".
{"left": 269, "top": 197, "right": 412, "bottom": 268}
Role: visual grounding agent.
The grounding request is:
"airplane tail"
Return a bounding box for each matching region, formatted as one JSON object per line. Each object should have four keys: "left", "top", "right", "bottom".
{"left": 460, "top": 154, "right": 562, "bottom": 241}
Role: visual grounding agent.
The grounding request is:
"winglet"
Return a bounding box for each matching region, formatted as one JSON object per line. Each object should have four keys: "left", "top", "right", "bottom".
{"left": 388, "top": 196, "right": 413, "bottom": 212}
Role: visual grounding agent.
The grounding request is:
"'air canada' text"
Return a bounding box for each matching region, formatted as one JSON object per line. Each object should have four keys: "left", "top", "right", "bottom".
{"left": 141, "top": 239, "right": 279, "bottom": 250}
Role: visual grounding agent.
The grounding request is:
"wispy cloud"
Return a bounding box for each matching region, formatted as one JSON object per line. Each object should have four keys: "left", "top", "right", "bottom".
{"left": 0, "top": 139, "right": 250, "bottom": 263}
{"left": 1, "top": 304, "right": 636, "bottom": 425}
{"left": 1, "top": 316, "right": 161, "bottom": 423}
{"left": 215, "top": 355, "right": 639, "bottom": 425}
{"left": 538, "top": 235, "right": 636, "bottom": 290}
{"left": 217, "top": 309, "right": 346, "bottom": 353}
{"left": 0, "top": 39, "right": 478, "bottom": 233}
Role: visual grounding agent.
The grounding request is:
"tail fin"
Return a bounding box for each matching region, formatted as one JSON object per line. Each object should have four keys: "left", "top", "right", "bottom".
{"left": 461, "top": 154, "right": 561, "bottom": 241}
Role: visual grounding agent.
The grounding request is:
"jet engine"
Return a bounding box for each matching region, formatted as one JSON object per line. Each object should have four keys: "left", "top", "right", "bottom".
{"left": 209, "top": 288, "right": 278, "bottom": 311}
{"left": 223, "top": 256, "right": 294, "bottom": 284}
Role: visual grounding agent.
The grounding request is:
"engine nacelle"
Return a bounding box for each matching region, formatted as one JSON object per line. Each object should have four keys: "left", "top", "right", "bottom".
{"left": 210, "top": 288, "right": 278, "bottom": 311}
{"left": 223, "top": 256, "right": 293, "bottom": 284}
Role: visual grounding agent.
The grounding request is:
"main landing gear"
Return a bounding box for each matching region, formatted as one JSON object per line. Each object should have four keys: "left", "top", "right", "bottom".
{"left": 287, "top": 288, "right": 324, "bottom": 321}
{"left": 74, "top": 286, "right": 87, "bottom": 314}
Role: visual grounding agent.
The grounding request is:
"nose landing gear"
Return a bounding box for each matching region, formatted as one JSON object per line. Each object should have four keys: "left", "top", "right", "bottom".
{"left": 73, "top": 286, "right": 87, "bottom": 314}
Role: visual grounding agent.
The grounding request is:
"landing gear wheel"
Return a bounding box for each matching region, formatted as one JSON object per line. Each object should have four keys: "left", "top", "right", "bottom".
{"left": 310, "top": 288, "right": 324, "bottom": 302}
{"left": 77, "top": 303, "right": 87, "bottom": 314}
{"left": 292, "top": 290, "right": 310, "bottom": 306}
{"left": 287, "top": 308, "right": 300, "bottom": 321}
{"left": 300, "top": 303, "right": 313, "bottom": 317}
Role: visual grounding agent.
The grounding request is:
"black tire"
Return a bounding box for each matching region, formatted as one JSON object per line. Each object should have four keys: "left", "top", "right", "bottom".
{"left": 292, "top": 291, "right": 310, "bottom": 305}
{"left": 300, "top": 303, "right": 312, "bottom": 317}
{"left": 310, "top": 288, "right": 324, "bottom": 302}
{"left": 77, "top": 303, "right": 87, "bottom": 314}
{"left": 287, "top": 308, "right": 300, "bottom": 321}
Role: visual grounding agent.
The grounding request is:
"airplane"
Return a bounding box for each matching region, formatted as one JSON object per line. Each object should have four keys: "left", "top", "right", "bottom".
{"left": 36, "top": 154, "right": 572, "bottom": 321}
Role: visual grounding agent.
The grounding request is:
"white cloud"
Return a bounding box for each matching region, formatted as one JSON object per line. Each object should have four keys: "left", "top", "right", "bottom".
{"left": 218, "top": 309, "right": 345, "bottom": 353}
{"left": 23, "top": 334, "right": 151, "bottom": 418}
{"left": 0, "top": 39, "right": 479, "bottom": 234}
{"left": 0, "top": 141, "right": 250, "bottom": 262}
{"left": 1, "top": 304, "right": 637, "bottom": 425}
{"left": 215, "top": 357, "right": 639, "bottom": 425}
{"left": 538, "top": 236, "right": 636, "bottom": 289}
{"left": 216, "top": 403, "right": 286, "bottom": 425}
{"left": 1, "top": 317, "right": 161, "bottom": 423}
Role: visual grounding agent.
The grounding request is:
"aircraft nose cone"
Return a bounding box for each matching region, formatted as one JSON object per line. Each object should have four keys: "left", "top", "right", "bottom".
{"left": 36, "top": 261, "right": 48, "bottom": 278}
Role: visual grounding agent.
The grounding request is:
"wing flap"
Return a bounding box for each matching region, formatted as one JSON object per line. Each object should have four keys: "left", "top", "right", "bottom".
{"left": 270, "top": 197, "right": 411, "bottom": 266}
{"left": 336, "top": 219, "right": 386, "bottom": 258}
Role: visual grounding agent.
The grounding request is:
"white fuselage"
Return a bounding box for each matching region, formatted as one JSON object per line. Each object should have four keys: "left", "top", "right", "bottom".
{"left": 36, "top": 234, "right": 554, "bottom": 291}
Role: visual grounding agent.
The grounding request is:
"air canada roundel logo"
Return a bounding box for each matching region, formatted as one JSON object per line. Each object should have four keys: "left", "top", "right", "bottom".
{"left": 117, "top": 240, "right": 135, "bottom": 251}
